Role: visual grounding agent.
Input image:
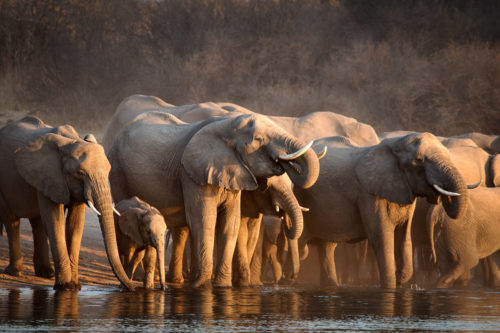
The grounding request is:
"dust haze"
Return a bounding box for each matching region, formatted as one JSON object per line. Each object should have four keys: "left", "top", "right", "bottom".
{"left": 1, "top": 0, "right": 499, "bottom": 137}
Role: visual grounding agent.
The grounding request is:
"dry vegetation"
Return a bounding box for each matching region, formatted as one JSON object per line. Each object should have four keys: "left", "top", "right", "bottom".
{"left": 0, "top": 0, "right": 499, "bottom": 136}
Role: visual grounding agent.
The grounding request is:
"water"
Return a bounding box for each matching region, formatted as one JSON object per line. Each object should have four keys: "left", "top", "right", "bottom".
{"left": 1, "top": 285, "right": 500, "bottom": 332}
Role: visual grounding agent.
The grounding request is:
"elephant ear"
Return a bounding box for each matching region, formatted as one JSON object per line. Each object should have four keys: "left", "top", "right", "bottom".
{"left": 355, "top": 143, "right": 414, "bottom": 205}
{"left": 181, "top": 118, "right": 258, "bottom": 191}
{"left": 118, "top": 208, "right": 146, "bottom": 246}
{"left": 490, "top": 154, "right": 500, "bottom": 187}
{"left": 14, "top": 133, "right": 72, "bottom": 205}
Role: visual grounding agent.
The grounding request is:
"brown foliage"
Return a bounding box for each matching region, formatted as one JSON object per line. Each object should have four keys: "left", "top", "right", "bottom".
{"left": 0, "top": 0, "right": 499, "bottom": 135}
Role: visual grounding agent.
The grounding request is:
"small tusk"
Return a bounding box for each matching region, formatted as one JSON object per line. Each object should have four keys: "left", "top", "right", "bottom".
{"left": 300, "top": 206, "right": 310, "bottom": 212}
{"left": 467, "top": 179, "right": 481, "bottom": 189}
{"left": 87, "top": 201, "right": 101, "bottom": 216}
{"left": 113, "top": 205, "right": 121, "bottom": 216}
{"left": 317, "top": 146, "right": 327, "bottom": 160}
{"left": 279, "top": 140, "right": 314, "bottom": 160}
{"left": 432, "top": 184, "right": 460, "bottom": 197}
{"left": 275, "top": 204, "right": 280, "bottom": 213}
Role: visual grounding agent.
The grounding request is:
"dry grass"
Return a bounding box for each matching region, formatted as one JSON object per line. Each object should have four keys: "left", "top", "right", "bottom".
{"left": 0, "top": 0, "right": 499, "bottom": 136}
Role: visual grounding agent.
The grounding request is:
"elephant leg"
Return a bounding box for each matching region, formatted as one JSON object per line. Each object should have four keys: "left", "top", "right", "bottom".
{"left": 395, "top": 222, "right": 413, "bottom": 286}
{"left": 213, "top": 199, "right": 241, "bottom": 288}
{"left": 65, "top": 203, "right": 85, "bottom": 289}
{"left": 122, "top": 247, "right": 137, "bottom": 279}
{"left": 130, "top": 250, "right": 145, "bottom": 281}
{"left": 37, "top": 193, "right": 74, "bottom": 290}
{"left": 143, "top": 246, "right": 157, "bottom": 289}
{"left": 29, "top": 217, "right": 54, "bottom": 278}
{"left": 436, "top": 264, "right": 467, "bottom": 288}
{"left": 249, "top": 223, "right": 264, "bottom": 286}
{"left": 318, "top": 241, "right": 338, "bottom": 287}
{"left": 233, "top": 218, "right": 249, "bottom": 286}
{"left": 4, "top": 218, "right": 23, "bottom": 277}
{"left": 488, "top": 252, "right": 500, "bottom": 287}
{"left": 361, "top": 204, "right": 397, "bottom": 288}
{"left": 263, "top": 237, "right": 282, "bottom": 283}
{"left": 166, "top": 226, "right": 189, "bottom": 284}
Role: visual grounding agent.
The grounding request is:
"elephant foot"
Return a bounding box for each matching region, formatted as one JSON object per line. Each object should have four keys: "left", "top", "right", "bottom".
{"left": 190, "top": 275, "right": 213, "bottom": 288}
{"left": 34, "top": 265, "right": 54, "bottom": 279}
{"left": 166, "top": 274, "right": 184, "bottom": 285}
{"left": 53, "top": 281, "right": 82, "bottom": 291}
{"left": 279, "top": 277, "right": 297, "bottom": 286}
{"left": 213, "top": 277, "right": 232, "bottom": 288}
{"left": 4, "top": 265, "right": 23, "bottom": 277}
{"left": 236, "top": 278, "right": 250, "bottom": 288}
{"left": 320, "top": 279, "right": 339, "bottom": 288}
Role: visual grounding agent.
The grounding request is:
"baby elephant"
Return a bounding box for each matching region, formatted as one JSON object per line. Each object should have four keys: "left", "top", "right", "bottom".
{"left": 427, "top": 186, "right": 500, "bottom": 288}
{"left": 115, "top": 196, "right": 166, "bottom": 290}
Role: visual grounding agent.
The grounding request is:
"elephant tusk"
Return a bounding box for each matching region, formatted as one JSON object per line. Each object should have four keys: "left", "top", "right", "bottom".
{"left": 300, "top": 205, "right": 310, "bottom": 212}
{"left": 113, "top": 205, "right": 121, "bottom": 216}
{"left": 279, "top": 140, "right": 314, "bottom": 160}
{"left": 467, "top": 179, "right": 482, "bottom": 189}
{"left": 432, "top": 184, "right": 461, "bottom": 197}
{"left": 275, "top": 204, "right": 280, "bottom": 213}
{"left": 317, "top": 146, "right": 327, "bottom": 160}
{"left": 87, "top": 201, "right": 101, "bottom": 216}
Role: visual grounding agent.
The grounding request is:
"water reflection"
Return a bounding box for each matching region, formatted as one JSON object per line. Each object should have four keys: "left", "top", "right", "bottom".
{"left": 0, "top": 286, "right": 500, "bottom": 331}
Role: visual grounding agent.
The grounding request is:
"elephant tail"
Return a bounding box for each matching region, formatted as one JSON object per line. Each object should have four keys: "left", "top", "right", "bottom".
{"left": 427, "top": 205, "right": 438, "bottom": 265}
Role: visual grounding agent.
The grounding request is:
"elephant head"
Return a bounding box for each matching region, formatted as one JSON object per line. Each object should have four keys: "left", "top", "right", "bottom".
{"left": 14, "top": 132, "right": 134, "bottom": 290}
{"left": 115, "top": 196, "right": 166, "bottom": 290}
{"left": 356, "top": 132, "right": 468, "bottom": 219}
{"left": 182, "top": 114, "right": 321, "bottom": 239}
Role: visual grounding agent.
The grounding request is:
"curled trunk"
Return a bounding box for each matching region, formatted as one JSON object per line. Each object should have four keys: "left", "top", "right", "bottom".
{"left": 277, "top": 137, "right": 320, "bottom": 189}
{"left": 426, "top": 159, "right": 468, "bottom": 219}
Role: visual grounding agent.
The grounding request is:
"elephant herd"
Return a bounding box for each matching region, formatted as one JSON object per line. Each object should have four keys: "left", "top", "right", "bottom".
{"left": 1, "top": 94, "right": 499, "bottom": 291}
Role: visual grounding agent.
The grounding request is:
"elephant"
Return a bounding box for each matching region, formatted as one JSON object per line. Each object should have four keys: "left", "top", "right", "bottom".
{"left": 106, "top": 111, "right": 320, "bottom": 288}
{"left": 427, "top": 186, "right": 500, "bottom": 288}
{"left": 410, "top": 139, "right": 500, "bottom": 285}
{"left": 103, "top": 94, "right": 379, "bottom": 150}
{"left": 114, "top": 196, "right": 166, "bottom": 290}
{"left": 103, "top": 94, "right": 378, "bottom": 286}
{"left": 0, "top": 116, "right": 134, "bottom": 290}
{"left": 292, "top": 133, "right": 469, "bottom": 288}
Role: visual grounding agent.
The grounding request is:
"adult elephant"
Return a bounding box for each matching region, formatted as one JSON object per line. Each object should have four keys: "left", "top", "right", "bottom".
{"left": 293, "top": 133, "right": 469, "bottom": 288}
{"left": 107, "top": 111, "right": 319, "bottom": 288}
{"left": 411, "top": 140, "right": 500, "bottom": 285}
{"left": 103, "top": 94, "right": 379, "bottom": 150}
{"left": 0, "top": 116, "right": 134, "bottom": 290}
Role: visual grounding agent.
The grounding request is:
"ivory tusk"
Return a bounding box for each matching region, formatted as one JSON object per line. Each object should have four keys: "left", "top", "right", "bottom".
{"left": 317, "top": 146, "right": 327, "bottom": 160}
{"left": 113, "top": 205, "right": 121, "bottom": 216}
{"left": 432, "top": 184, "right": 461, "bottom": 197}
{"left": 275, "top": 204, "right": 280, "bottom": 213}
{"left": 300, "top": 206, "right": 310, "bottom": 212}
{"left": 87, "top": 201, "right": 101, "bottom": 216}
{"left": 467, "top": 179, "right": 481, "bottom": 189}
{"left": 279, "top": 140, "right": 314, "bottom": 160}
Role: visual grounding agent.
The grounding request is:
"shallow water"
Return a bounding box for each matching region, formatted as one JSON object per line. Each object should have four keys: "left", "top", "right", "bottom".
{"left": 1, "top": 285, "right": 500, "bottom": 331}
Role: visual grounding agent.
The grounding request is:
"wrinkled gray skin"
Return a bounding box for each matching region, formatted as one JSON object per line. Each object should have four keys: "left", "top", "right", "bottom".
{"left": 107, "top": 111, "right": 319, "bottom": 288}
{"left": 293, "top": 133, "right": 469, "bottom": 288}
{"left": 0, "top": 116, "right": 134, "bottom": 291}
{"left": 427, "top": 187, "right": 500, "bottom": 288}
{"left": 103, "top": 94, "right": 378, "bottom": 286}
{"left": 115, "top": 196, "right": 166, "bottom": 290}
{"left": 412, "top": 141, "right": 500, "bottom": 285}
{"left": 103, "top": 94, "right": 379, "bottom": 150}
{"left": 382, "top": 131, "right": 500, "bottom": 285}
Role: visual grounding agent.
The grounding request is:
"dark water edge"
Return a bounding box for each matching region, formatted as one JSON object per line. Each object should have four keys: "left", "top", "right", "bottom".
{"left": 1, "top": 285, "right": 500, "bottom": 332}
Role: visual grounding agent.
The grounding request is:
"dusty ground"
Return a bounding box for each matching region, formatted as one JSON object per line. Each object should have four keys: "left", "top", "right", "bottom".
{"left": 0, "top": 210, "right": 123, "bottom": 289}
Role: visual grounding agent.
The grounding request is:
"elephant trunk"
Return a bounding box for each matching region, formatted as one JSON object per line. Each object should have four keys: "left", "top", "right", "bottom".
{"left": 89, "top": 177, "right": 135, "bottom": 291}
{"left": 426, "top": 158, "right": 468, "bottom": 219}
{"left": 277, "top": 137, "right": 320, "bottom": 189}
{"left": 154, "top": 236, "right": 166, "bottom": 290}
{"left": 272, "top": 181, "right": 304, "bottom": 240}
{"left": 287, "top": 238, "right": 300, "bottom": 281}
